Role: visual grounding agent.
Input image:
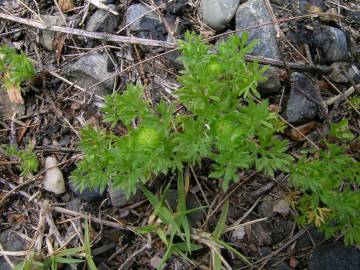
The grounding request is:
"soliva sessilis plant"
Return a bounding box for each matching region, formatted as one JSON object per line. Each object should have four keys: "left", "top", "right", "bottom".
{"left": 71, "top": 30, "right": 360, "bottom": 267}
{"left": 71, "top": 32, "right": 292, "bottom": 195}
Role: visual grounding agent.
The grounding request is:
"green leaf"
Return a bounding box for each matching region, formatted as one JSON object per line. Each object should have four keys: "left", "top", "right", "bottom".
{"left": 214, "top": 239, "right": 251, "bottom": 265}
{"left": 177, "top": 172, "right": 191, "bottom": 252}
{"left": 213, "top": 200, "right": 229, "bottom": 239}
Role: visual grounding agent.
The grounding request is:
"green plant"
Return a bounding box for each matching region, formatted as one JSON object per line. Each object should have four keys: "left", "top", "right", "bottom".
{"left": 70, "top": 32, "right": 293, "bottom": 268}
{"left": 2, "top": 143, "right": 39, "bottom": 177}
{"left": 0, "top": 45, "right": 36, "bottom": 103}
{"left": 290, "top": 121, "right": 360, "bottom": 245}
{"left": 137, "top": 173, "right": 249, "bottom": 269}
{"left": 71, "top": 32, "right": 292, "bottom": 197}
{"left": 210, "top": 200, "right": 250, "bottom": 269}
{"left": 136, "top": 173, "right": 203, "bottom": 269}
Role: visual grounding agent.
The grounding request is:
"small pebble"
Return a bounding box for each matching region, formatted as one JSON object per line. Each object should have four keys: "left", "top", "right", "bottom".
{"left": 43, "top": 156, "right": 66, "bottom": 195}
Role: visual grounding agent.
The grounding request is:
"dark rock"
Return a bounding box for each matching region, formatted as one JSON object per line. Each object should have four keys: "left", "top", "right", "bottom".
{"left": 236, "top": 0, "right": 281, "bottom": 94}
{"left": 64, "top": 52, "right": 115, "bottom": 98}
{"left": 86, "top": 4, "right": 119, "bottom": 33}
{"left": 125, "top": 4, "right": 167, "bottom": 41}
{"left": 68, "top": 180, "right": 106, "bottom": 202}
{"left": 199, "top": 0, "right": 240, "bottom": 31}
{"left": 296, "top": 226, "right": 325, "bottom": 250}
{"left": 59, "top": 134, "right": 71, "bottom": 146}
{"left": 155, "top": 0, "right": 188, "bottom": 14}
{"left": 309, "top": 241, "right": 360, "bottom": 270}
{"left": 0, "top": 230, "right": 27, "bottom": 270}
{"left": 286, "top": 72, "right": 322, "bottom": 124}
{"left": 65, "top": 197, "right": 81, "bottom": 211}
{"left": 312, "top": 26, "right": 349, "bottom": 64}
{"left": 165, "top": 189, "right": 204, "bottom": 226}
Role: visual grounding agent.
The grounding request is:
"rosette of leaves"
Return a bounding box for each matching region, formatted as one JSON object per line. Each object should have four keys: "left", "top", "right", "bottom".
{"left": 71, "top": 32, "right": 293, "bottom": 197}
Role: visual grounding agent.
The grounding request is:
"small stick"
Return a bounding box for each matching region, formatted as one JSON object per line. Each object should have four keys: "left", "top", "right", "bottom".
{"left": 52, "top": 206, "right": 136, "bottom": 231}
{"left": 256, "top": 228, "right": 308, "bottom": 269}
{"left": 0, "top": 243, "right": 14, "bottom": 268}
{"left": 324, "top": 86, "right": 356, "bottom": 106}
{"left": 0, "top": 12, "right": 174, "bottom": 48}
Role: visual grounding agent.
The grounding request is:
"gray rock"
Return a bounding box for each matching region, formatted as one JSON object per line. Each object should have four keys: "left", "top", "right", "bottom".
{"left": 125, "top": 4, "right": 167, "bottom": 41}
{"left": 86, "top": 4, "right": 119, "bottom": 33}
{"left": 109, "top": 183, "right": 143, "bottom": 207}
{"left": 286, "top": 72, "right": 322, "bottom": 124}
{"left": 309, "top": 242, "right": 360, "bottom": 270}
{"left": 165, "top": 189, "right": 204, "bottom": 226}
{"left": 40, "top": 15, "right": 64, "bottom": 51}
{"left": 0, "top": 0, "right": 20, "bottom": 12}
{"left": 236, "top": 0, "right": 280, "bottom": 60}
{"left": 235, "top": 0, "right": 281, "bottom": 94}
{"left": 66, "top": 197, "right": 81, "bottom": 211}
{"left": 258, "top": 196, "right": 275, "bottom": 218}
{"left": 68, "top": 180, "right": 106, "bottom": 202}
{"left": 64, "top": 52, "right": 115, "bottom": 97}
{"left": 328, "top": 62, "right": 360, "bottom": 83}
{"left": 313, "top": 26, "right": 349, "bottom": 63}
{"left": 0, "top": 230, "right": 27, "bottom": 270}
{"left": 199, "top": 0, "right": 240, "bottom": 31}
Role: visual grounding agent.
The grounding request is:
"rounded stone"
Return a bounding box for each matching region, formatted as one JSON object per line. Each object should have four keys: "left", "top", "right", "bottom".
{"left": 199, "top": 0, "right": 240, "bottom": 31}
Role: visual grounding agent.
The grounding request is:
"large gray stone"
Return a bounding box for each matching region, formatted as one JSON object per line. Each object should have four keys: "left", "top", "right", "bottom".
{"left": 312, "top": 26, "right": 349, "bottom": 63}
{"left": 86, "top": 4, "right": 119, "bottom": 33}
{"left": 64, "top": 52, "right": 115, "bottom": 97}
{"left": 236, "top": 0, "right": 282, "bottom": 94}
{"left": 236, "top": 0, "right": 280, "bottom": 60}
{"left": 286, "top": 72, "right": 322, "bottom": 124}
{"left": 125, "top": 4, "right": 167, "bottom": 41}
{"left": 199, "top": 0, "right": 240, "bottom": 31}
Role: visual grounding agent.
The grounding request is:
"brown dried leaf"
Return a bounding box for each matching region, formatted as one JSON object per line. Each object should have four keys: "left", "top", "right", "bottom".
{"left": 58, "top": 0, "right": 74, "bottom": 12}
{"left": 54, "top": 33, "right": 66, "bottom": 64}
{"left": 288, "top": 121, "right": 317, "bottom": 141}
{"left": 7, "top": 84, "right": 24, "bottom": 104}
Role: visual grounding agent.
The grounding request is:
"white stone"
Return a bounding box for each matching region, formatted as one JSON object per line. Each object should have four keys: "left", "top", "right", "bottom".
{"left": 43, "top": 156, "right": 66, "bottom": 194}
